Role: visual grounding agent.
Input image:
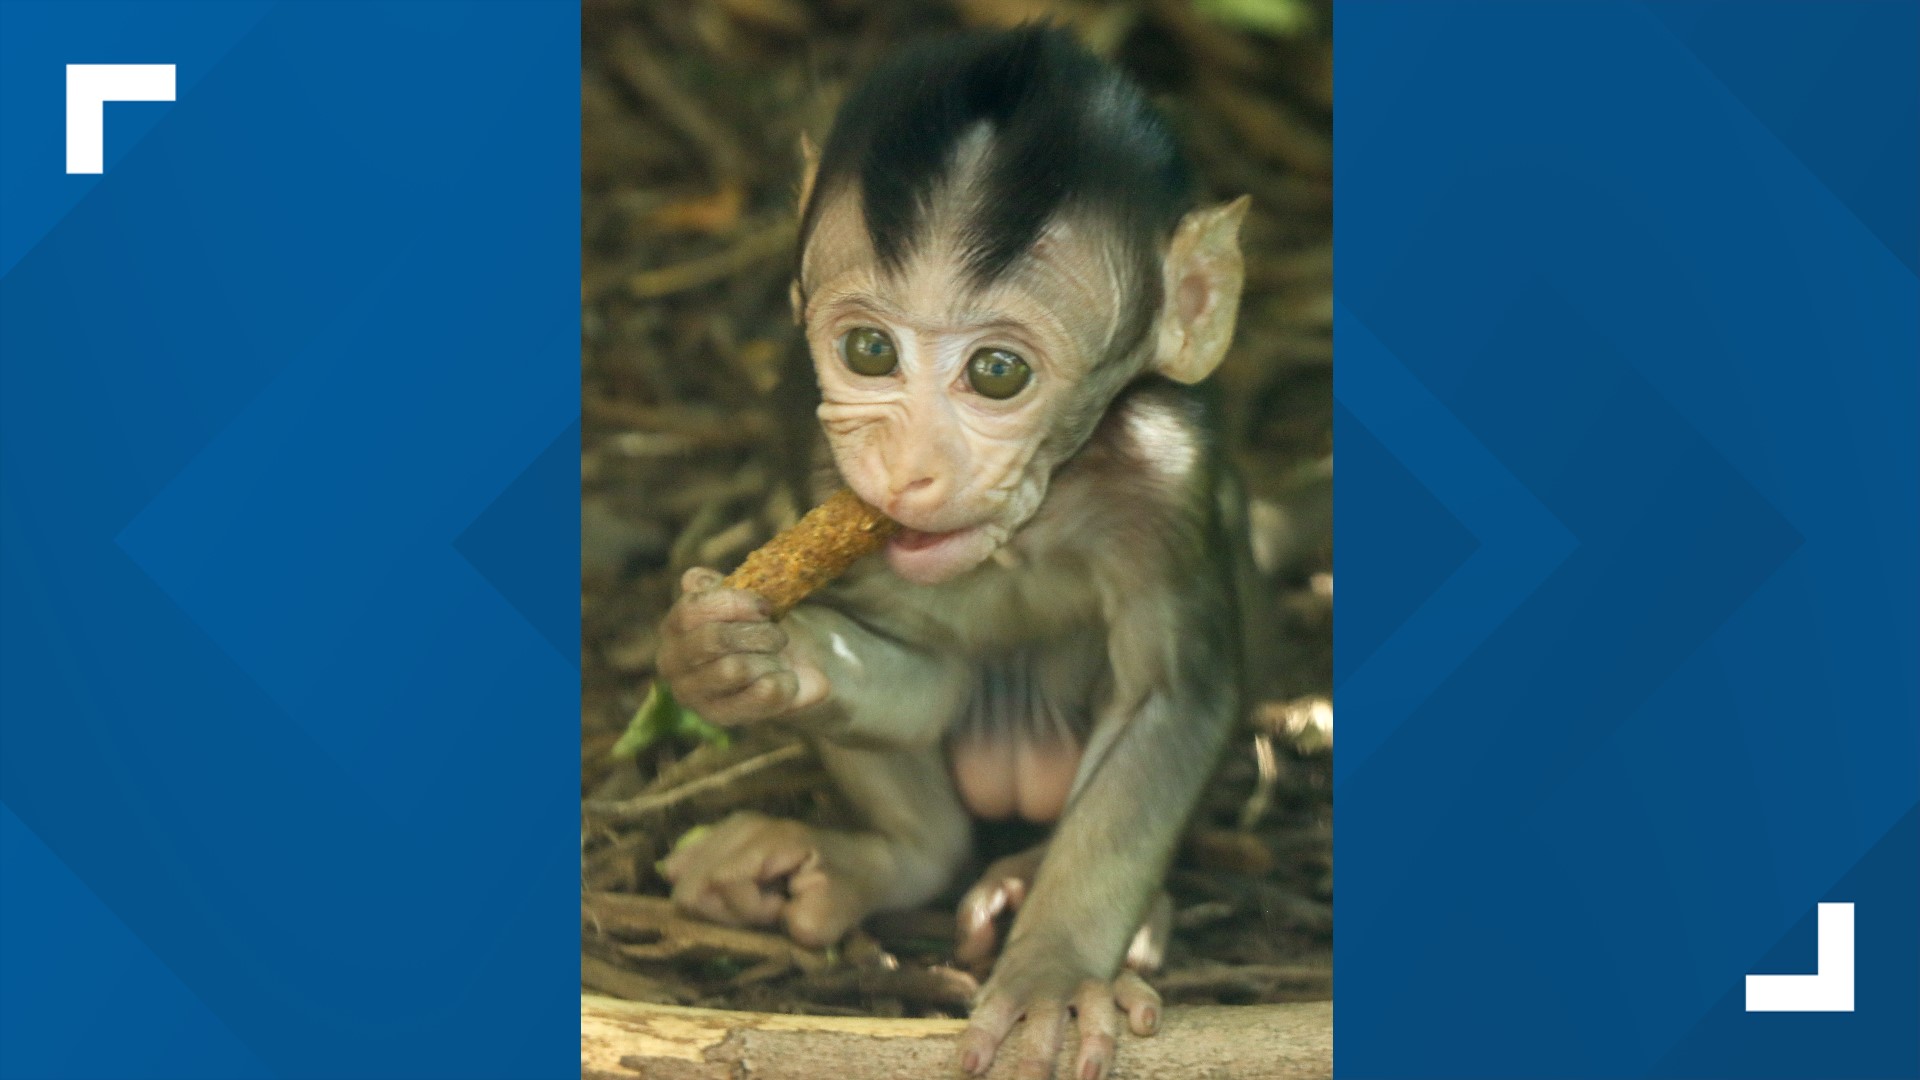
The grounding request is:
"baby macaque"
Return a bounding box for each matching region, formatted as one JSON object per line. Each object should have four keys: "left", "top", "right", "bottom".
{"left": 656, "top": 26, "right": 1250, "bottom": 1080}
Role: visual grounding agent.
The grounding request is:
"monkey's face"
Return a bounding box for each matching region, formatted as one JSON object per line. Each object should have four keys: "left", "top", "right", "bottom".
{"left": 799, "top": 194, "right": 1135, "bottom": 586}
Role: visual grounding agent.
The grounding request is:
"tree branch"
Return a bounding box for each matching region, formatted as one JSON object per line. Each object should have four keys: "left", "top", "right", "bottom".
{"left": 581, "top": 994, "right": 1331, "bottom": 1079}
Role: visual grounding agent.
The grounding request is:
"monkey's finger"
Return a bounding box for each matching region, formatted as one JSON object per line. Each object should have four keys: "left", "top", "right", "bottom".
{"left": 1071, "top": 980, "right": 1123, "bottom": 1080}
{"left": 781, "top": 866, "right": 864, "bottom": 949}
{"left": 664, "top": 815, "right": 795, "bottom": 925}
{"left": 1113, "top": 972, "right": 1161, "bottom": 1037}
{"left": 673, "top": 884, "right": 725, "bottom": 925}
{"left": 680, "top": 620, "right": 788, "bottom": 664}
{"left": 755, "top": 842, "right": 813, "bottom": 886}
{"left": 695, "top": 656, "right": 826, "bottom": 723}
{"left": 701, "top": 670, "right": 799, "bottom": 726}
{"left": 1012, "top": 1000, "right": 1068, "bottom": 1080}
{"left": 680, "top": 867, "right": 775, "bottom": 927}
{"left": 664, "top": 587, "right": 771, "bottom": 639}
{"left": 788, "top": 655, "right": 830, "bottom": 712}
{"left": 957, "top": 993, "right": 1022, "bottom": 1076}
{"left": 657, "top": 828, "right": 715, "bottom": 883}
{"left": 669, "top": 872, "right": 744, "bottom": 927}
{"left": 712, "top": 874, "right": 784, "bottom": 926}
{"left": 656, "top": 620, "right": 780, "bottom": 680}
{"left": 659, "top": 811, "right": 762, "bottom": 881}
{"left": 684, "top": 845, "right": 782, "bottom": 922}
{"left": 677, "top": 653, "right": 784, "bottom": 705}
{"left": 954, "top": 878, "right": 1024, "bottom": 966}
{"left": 680, "top": 567, "right": 724, "bottom": 594}
{"left": 664, "top": 840, "right": 743, "bottom": 922}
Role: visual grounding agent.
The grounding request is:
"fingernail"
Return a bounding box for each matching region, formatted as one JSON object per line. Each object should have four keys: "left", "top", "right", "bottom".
{"left": 1080, "top": 1060, "right": 1100, "bottom": 1080}
{"left": 1144, "top": 1008, "right": 1159, "bottom": 1032}
{"left": 961, "top": 1049, "right": 980, "bottom": 1074}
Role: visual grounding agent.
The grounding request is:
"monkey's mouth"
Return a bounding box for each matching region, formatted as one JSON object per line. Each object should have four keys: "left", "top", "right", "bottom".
{"left": 889, "top": 526, "right": 969, "bottom": 551}
{"left": 884, "top": 524, "right": 997, "bottom": 585}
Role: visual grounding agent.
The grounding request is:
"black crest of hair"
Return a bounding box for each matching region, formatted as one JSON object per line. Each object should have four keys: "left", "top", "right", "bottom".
{"left": 802, "top": 25, "right": 1195, "bottom": 293}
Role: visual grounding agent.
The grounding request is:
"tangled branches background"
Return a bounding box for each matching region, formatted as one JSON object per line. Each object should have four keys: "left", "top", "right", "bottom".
{"left": 581, "top": 0, "right": 1332, "bottom": 1018}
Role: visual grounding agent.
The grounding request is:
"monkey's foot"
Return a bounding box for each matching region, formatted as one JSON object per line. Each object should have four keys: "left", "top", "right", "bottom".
{"left": 658, "top": 811, "right": 870, "bottom": 948}
{"left": 959, "top": 964, "right": 1161, "bottom": 1080}
{"left": 956, "top": 848, "right": 1171, "bottom": 974}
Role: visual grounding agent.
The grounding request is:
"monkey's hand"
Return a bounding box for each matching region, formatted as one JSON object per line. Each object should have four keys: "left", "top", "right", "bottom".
{"left": 656, "top": 567, "right": 830, "bottom": 726}
{"left": 658, "top": 811, "right": 869, "bottom": 948}
{"left": 959, "top": 940, "right": 1162, "bottom": 1080}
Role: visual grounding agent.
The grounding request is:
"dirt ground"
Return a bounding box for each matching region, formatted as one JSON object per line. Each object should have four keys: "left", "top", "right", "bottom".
{"left": 580, "top": 0, "right": 1332, "bottom": 1018}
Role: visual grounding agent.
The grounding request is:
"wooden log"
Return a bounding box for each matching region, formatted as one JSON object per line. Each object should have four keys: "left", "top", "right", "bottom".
{"left": 581, "top": 993, "right": 1331, "bottom": 1079}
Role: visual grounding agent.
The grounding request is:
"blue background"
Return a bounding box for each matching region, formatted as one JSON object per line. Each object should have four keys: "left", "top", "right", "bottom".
{"left": 1336, "top": 2, "right": 1918, "bottom": 1078}
{"left": 3, "top": 2, "right": 1916, "bottom": 1079}
{"left": 1, "top": 3, "right": 579, "bottom": 1078}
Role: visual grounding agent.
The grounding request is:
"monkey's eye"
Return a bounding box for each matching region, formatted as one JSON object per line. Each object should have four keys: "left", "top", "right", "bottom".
{"left": 841, "top": 327, "right": 898, "bottom": 376}
{"left": 966, "top": 348, "right": 1032, "bottom": 399}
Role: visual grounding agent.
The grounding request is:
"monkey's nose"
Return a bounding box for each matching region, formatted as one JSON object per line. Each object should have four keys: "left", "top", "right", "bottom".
{"left": 886, "top": 475, "right": 943, "bottom": 518}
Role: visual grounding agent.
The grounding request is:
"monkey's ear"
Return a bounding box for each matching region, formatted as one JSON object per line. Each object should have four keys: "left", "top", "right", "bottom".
{"left": 1152, "top": 195, "right": 1250, "bottom": 385}
{"left": 797, "top": 132, "right": 821, "bottom": 216}
{"left": 791, "top": 134, "right": 821, "bottom": 326}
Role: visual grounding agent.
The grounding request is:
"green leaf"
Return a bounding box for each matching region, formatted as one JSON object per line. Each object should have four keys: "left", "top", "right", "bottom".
{"left": 610, "top": 682, "right": 730, "bottom": 761}
{"left": 1195, "top": 0, "right": 1314, "bottom": 37}
{"left": 670, "top": 705, "right": 731, "bottom": 749}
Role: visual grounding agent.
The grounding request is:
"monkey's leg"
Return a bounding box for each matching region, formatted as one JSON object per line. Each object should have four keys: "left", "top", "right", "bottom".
{"left": 956, "top": 843, "right": 1172, "bottom": 973}
{"left": 661, "top": 741, "right": 970, "bottom": 948}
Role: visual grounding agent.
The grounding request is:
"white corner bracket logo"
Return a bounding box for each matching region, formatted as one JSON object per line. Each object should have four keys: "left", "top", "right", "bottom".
{"left": 66, "top": 64, "right": 176, "bottom": 174}
{"left": 1745, "top": 902, "right": 1854, "bottom": 1012}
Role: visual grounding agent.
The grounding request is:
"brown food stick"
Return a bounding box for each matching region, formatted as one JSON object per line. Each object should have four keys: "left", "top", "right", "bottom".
{"left": 723, "top": 489, "right": 897, "bottom": 618}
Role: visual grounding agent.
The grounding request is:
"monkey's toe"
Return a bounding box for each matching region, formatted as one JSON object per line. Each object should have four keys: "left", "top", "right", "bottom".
{"left": 1012, "top": 1000, "right": 1067, "bottom": 1080}
{"left": 963, "top": 966, "right": 1163, "bottom": 1080}
{"left": 954, "top": 844, "right": 1047, "bottom": 968}
{"left": 1112, "top": 971, "right": 1161, "bottom": 1036}
{"left": 778, "top": 864, "right": 868, "bottom": 948}
{"left": 1122, "top": 891, "right": 1172, "bottom": 974}
{"left": 956, "top": 875, "right": 1026, "bottom": 967}
{"left": 956, "top": 992, "right": 1020, "bottom": 1076}
{"left": 1071, "top": 979, "right": 1122, "bottom": 1080}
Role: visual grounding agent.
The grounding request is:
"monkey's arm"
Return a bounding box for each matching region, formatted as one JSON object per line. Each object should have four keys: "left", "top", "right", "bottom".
{"left": 658, "top": 568, "right": 969, "bottom": 746}
{"left": 960, "top": 589, "right": 1237, "bottom": 1080}
{"left": 657, "top": 580, "right": 977, "bottom": 944}
{"left": 780, "top": 601, "right": 972, "bottom": 746}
